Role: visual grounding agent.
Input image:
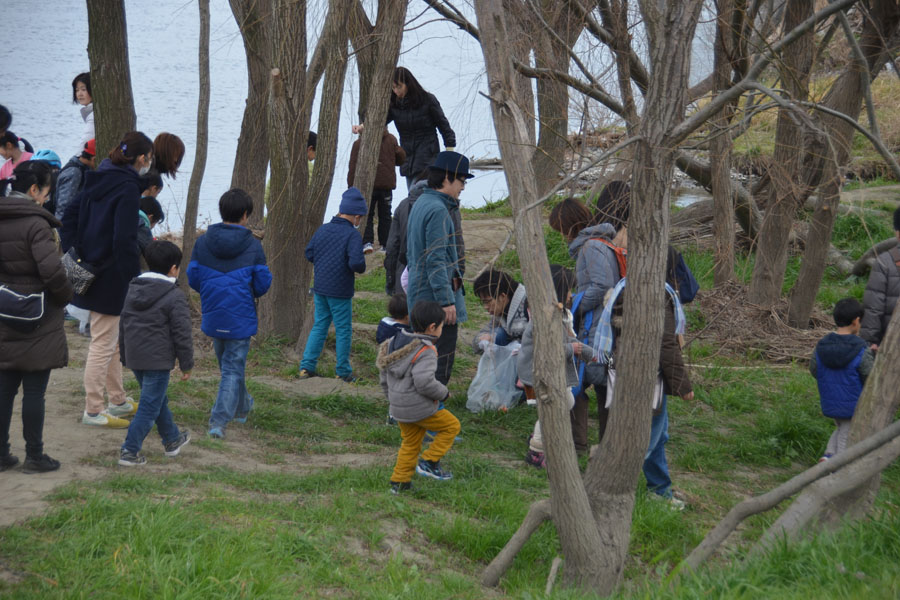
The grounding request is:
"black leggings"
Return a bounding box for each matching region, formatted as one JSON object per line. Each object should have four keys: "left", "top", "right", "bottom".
{"left": 0, "top": 369, "right": 51, "bottom": 459}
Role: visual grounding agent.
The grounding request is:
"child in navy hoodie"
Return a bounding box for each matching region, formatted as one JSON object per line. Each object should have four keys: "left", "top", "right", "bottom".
{"left": 809, "top": 298, "right": 875, "bottom": 460}
{"left": 118, "top": 241, "right": 193, "bottom": 466}
{"left": 188, "top": 189, "right": 272, "bottom": 439}
{"left": 299, "top": 187, "right": 368, "bottom": 382}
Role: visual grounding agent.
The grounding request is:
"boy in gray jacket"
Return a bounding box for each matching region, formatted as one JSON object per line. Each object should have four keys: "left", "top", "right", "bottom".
{"left": 118, "top": 241, "right": 193, "bottom": 466}
{"left": 377, "top": 301, "right": 461, "bottom": 493}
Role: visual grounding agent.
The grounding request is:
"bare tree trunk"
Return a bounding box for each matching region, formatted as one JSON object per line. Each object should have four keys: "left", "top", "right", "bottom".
{"left": 503, "top": 0, "right": 536, "bottom": 148}
{"left": 177, "top": 0, "right": 210, "bottom": 287}
{"left": 579, "top": 1, "right": 704, "bottom": 595}
{"left": 349, "top": 0, "right": 407, "bottom": 204}
{"left": 475, "top": 1, "right": 606, "bottom": 592}
{"left": 749, "top": 0, "right": 815, "bottom": 307}
{"left": 86, "top": 0, "right": 136, "bottom": 157}
{"left": 787, "top": 0, "right": 900, "bottom": 325}
{"left": 260, "top": 0, "right": 350, "bottom": 339}
{"left": 710, "top": 0, "right": 740, "bottom": 285}
{"left": 532, "top": 2, "right": 582, "bottom": 195}
{"left": 229, "top": 0, "right": 271, "bottom": 229}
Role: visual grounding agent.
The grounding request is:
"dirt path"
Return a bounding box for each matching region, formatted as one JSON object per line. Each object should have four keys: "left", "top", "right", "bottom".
{"left": 0, "top": 329, "right": 392, "bottom": 528}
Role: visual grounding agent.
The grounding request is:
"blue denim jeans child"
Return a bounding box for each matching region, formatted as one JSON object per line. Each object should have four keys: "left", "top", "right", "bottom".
{"left": 122, "top": 370, "right": 181, "bottom": 454}
{"left": 643, "top": 395, "right": 672, "bottom": 497}
{"left": 300, "top": 293, "right": 353, "bottom": 378}
{"left": 210, "top": 337, "right": 254, "bottom": 429}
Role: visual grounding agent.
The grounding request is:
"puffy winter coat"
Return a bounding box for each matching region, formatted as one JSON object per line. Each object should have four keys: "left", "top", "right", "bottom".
{"left": 305, "top": 216, "right": 366, "bottom": 299}
{"left": 387, "top": 93, "right": 456, "bottom": 178}
{"left": 860, "top": 246, "right": 900, "bottom": 346}
{"left": 377, "top": 330, "right": 448, "bottom": 423}
{"left": 119, "top": 273, "right": 194, "bottom": 372}
{"left": 0, "top": 192, "right": 73, "bottom": 370}
{"left": 187, "top": 223, "right": 272, "bottom": 339}
{"left": 347, "top": 130, "right": 406, "bottom": 191}
{"left": 809, "top": 332, "right": 874, "bottom": 419}
{"left": 405, "top": 189, "right": 467, "bottom": 322}
{"left": 60, "top": 158, "right": 142, "bottom": 316}
{"left": 569, "top": 223, "right": 621, "bottom": 344}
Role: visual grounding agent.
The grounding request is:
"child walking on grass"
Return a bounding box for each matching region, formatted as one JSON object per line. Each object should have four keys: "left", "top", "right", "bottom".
{"left": 377, "top": 300, "right": 460, "bottom": 493}
{"left": 810, "top": 298, "right": 875, "bottom": 460}
{"left": 118, "top": 241, "right": 193, "bottom": 466}
{"left": 517, "top": 265, "right": 595, "bottom": 468}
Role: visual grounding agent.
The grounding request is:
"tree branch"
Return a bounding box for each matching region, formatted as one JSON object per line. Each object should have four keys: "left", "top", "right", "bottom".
{"left": 682, "top": 418, "right": 900, "bottom": 570}
{"left": 512, "top": 60, "right": 625, "bottom": 115}
{"left": 424, "top": 0, "right": 481, "bottom": 40}
{"left": 669, "top": 0, "right": 859, "bottom": 145}
{"left": 481, "top": 499, "right": 552, "bottom": 586}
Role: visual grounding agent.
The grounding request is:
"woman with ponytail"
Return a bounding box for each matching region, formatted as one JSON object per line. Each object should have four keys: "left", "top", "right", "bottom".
{"left": 0, "top": 131, "right": 34, "bottom": 180}
{"left": 60, "top": 131, "right": 154, "bottom": 429}
{"left": 0, "top": 160, "right": 73, "bottom": 473}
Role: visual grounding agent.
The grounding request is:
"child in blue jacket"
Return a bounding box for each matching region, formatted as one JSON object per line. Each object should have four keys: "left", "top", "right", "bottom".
{"left": 299, "top": 187, "right": 368, "bottom": 382}
{"left": 188, "top": 189, "right": 272, "bottom": 439}
{"left": 810, "top": 298, "right": 875, "bottom": 460}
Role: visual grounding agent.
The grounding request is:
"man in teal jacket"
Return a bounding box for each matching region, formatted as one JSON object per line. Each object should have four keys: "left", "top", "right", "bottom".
{"left": 406, "top": 151, "right": 473, "bottom": 385}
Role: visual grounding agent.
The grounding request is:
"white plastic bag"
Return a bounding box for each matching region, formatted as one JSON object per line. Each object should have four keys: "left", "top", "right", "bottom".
{"left": 466, "top": 342, "right": 521, "bottom": 413}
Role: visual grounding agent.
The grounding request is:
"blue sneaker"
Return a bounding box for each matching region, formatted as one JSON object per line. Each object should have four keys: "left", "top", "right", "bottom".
{"left": 415, "top": 459, "right": 452, "bottom": 481}
{"left": 234, "top": 414, "right": 249, "bottom": 424}
{"left": 208, "top": 427, "right": 225, "bottom": 439}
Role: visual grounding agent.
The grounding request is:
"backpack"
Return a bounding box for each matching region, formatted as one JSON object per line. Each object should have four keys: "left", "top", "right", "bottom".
{"left": 592, "top": 238, "right": 627, "bottom": 278}
{"left": 675, "top": 252, "right": 699, "bottom": 304}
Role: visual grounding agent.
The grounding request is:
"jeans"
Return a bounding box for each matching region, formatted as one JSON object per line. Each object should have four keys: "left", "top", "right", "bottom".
{"left": 210, "top": 337, "right": 254, "bottom": 429}
{"left": 434, "top": 322, "right": 458, "bottom": 386}
{"left": 300, "top": 294, "right": 353, "bottom": 377}
{"left": 122, "top": 370, "right": 180, "bottom": 454}
{"left": 0, "top": 369, "right": 51, "bottom": 459}
{"left": 643, "top": 395, "right": 672, "bottom": 497}
{"left": 362, "top": 188, "right": 392, "bottom": 247}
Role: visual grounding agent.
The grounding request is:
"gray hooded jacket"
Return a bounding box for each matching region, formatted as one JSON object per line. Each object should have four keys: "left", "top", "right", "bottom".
{"left": 569, "top": 223, "right": 621, "bottom": 343}
{"left": 376, "top": 330, "right": 449, "bottom": 423}
{"left": 860, "top": 246, "right": 900, "bottom": 346}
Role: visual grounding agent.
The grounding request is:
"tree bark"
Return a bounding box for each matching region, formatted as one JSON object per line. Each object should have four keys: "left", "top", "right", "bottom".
{"left": 86, "top": 0, "right": 136, "bottom": 158}
{"left": 579, "top": 1, "right": 704, "bottom": 595}
{"left": 475, "top": 1, "right": 606, "bottom": 592}
{"left": 178, "top": 0, "right": 211, "bottom": 286}
{"left": 787, "top": 0, "right": 900, "bottom": 325}
{"left": 259, "top": 0, "right": 350, "bottom": 339}
{"left": 228, "top": 0, "right": 271, "bottom": 229}
{"left": 349, "top": 0, "right": 406, "bottom": 205}
{"left": 749, "top": 0, "right": 815, "bottom": 308}
{"left": 481, "top": 499, "right": 551, "bottom": 587}
{"left": 710, "top": 0, "right": 742, "bottom": 285}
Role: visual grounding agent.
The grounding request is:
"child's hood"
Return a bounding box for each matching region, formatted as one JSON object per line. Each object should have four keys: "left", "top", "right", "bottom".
{"left": 376, "top": 330, "right": 434, "bottom": 375}
{"left": 569, "top": 222, "right": 616, "bottom": 257}
{"left": 126, "top": 276, "right": 179, "bottom": 311}
{"left": 205, "top": 223, "right": 254, "bottom": 260}
{"left": 815, "top": 332, "right": 868, "bottom": 369}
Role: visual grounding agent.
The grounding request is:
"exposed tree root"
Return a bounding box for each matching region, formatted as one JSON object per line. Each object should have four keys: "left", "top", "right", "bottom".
{"left": 481, "top": 499, "right": 551, "bottom": 587}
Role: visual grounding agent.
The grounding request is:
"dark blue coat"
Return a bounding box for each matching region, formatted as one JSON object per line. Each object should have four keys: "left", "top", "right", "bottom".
{"left": 813, "top": 333, "right": 868, "bottom": 419}
{"left": 60, "top": 159, "right": 141, "bottom": 316}
{"left": 305, "top": 216, "right": 366, "bottom": 299}
{"left": 187, "top": 223, "right": 272, "bottom": 340}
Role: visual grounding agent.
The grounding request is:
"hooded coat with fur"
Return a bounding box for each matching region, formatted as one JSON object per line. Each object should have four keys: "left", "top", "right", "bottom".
{"left": 376, "top": 330, "right": 448, "bottom": 423}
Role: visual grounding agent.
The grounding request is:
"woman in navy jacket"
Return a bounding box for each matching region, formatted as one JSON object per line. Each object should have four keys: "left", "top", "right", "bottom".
{"left": 61, "top": 131, "right": 154, "bottom": 429}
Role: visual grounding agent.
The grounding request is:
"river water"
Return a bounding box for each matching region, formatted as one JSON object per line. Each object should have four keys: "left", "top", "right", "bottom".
{"left": 3, "top": 1, "right": 713, "bottom": 233}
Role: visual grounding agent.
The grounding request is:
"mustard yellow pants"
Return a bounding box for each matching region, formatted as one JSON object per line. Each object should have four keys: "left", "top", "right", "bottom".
{"left": 391, "top": 409, "right": 460, "bottom": 483}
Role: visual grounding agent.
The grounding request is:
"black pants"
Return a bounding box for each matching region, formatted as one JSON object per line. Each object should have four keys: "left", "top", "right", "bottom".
{"left": 362, "top": 188, "right": 393, "bottom": 247}
{"left": 434, "top": 322, "right": 458, "bottom": 386}
{"left": 0, "top": 369, "right": 51, "bottom": 459}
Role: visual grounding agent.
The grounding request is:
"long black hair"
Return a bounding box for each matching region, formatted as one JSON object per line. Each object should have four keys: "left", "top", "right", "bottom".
{"left": 391, "top": 67, "right": 428, "bottom": 109}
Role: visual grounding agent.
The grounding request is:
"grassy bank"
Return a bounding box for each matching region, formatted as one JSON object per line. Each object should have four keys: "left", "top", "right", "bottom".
{"left": 2, "top": 216, "right": 900, "bottom": 599}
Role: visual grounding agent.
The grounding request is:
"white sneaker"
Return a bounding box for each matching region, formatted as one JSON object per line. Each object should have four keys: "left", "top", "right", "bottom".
{"left": 363, "top": 243, "right": 374, "bottom": 254}
{"left": 107, "top": 397, "right": 138, "bottom": 418}
{"left": 82, "top": 411, "right": 130, "bottom": 428}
